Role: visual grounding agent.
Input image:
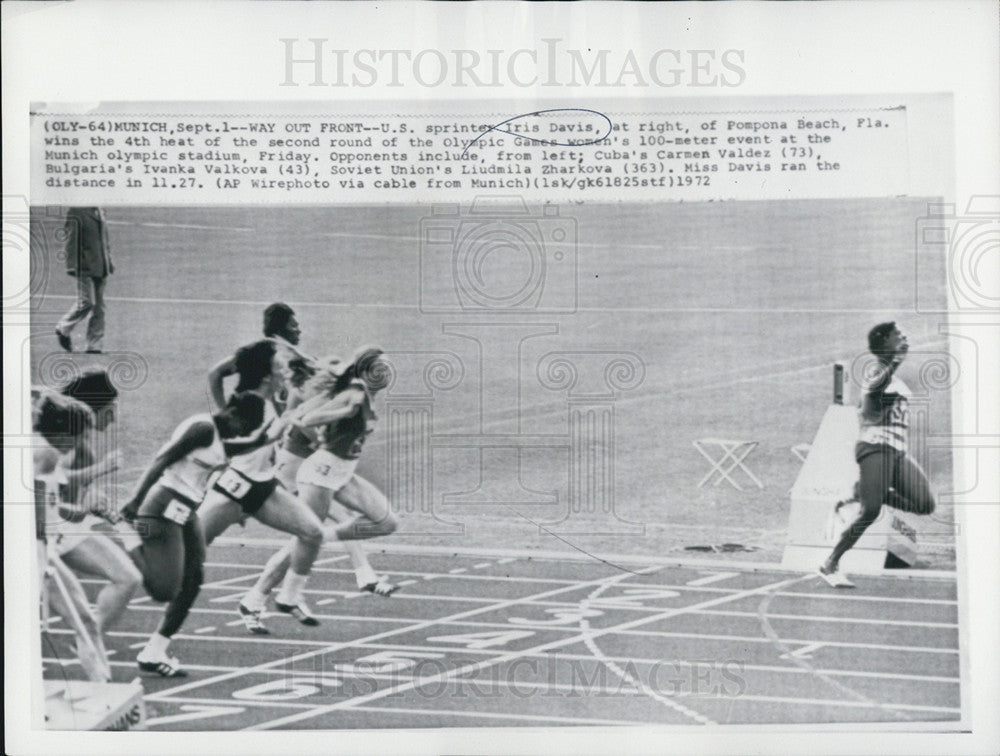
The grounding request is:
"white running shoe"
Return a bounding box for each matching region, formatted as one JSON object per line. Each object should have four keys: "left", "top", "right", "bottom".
{"left": 238, "top": 602, "right": 270, "bottom": 635}
{"left": 818, "top": 565, "right": 855, "bottom": 588}
{"left": 360, "top": 577, "right": 400, "bottom": 597}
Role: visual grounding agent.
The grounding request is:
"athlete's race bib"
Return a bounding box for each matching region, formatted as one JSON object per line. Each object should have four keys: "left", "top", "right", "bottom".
{"left": 162, "top": 499, "right": 192, "bottom": 526}
{"left": 215, "top": 468, "right": 252, "bottom": 499}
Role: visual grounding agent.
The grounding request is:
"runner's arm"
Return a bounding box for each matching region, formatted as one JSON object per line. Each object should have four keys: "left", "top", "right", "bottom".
{"left": 866, "top": 358, "right": 902, "bottom": 396}
{"left": 208, "top": 355, "right": 238, "bottom": 410}
{"left": 124, "top": 422, "right": 215, "bottom": 512}
{"left": 296, "top": 389, "right": 364, "bottom": 428}
{"left": 60, "top": 450, "right": 121, "bottom": 488}
{"left": 284, "top": 390, "right": 332, "bottom": 420}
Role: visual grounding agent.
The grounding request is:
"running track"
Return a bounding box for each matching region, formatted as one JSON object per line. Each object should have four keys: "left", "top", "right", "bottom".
{"left": 41, "top": 539, "right": 961, "bottom": 730}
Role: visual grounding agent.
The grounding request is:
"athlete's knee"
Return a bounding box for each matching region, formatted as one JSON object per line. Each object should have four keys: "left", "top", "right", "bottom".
{"left": 145, "top": 575, "right": 181, "bottom": 603}
{"left": 374, "top": 511, "right": 397, "bottom": 536}
{"left": 297, "top": 520, "right": 324, "bottom": 548}
{"left": 848, "top": 500, "right": 881, "bottom": 536}
{"left": 857, "top": 506, "right": 881, "bottom": 530}
{"left": 863, "top": 500, "right": 882, "bottom": 519}
{"left": 114, "top": 560, "right": 143, "bottom": 593}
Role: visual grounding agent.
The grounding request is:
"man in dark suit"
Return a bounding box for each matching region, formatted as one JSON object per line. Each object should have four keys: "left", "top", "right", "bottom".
{"left": 56, "top": 207, "right": 114, "bottom": 353}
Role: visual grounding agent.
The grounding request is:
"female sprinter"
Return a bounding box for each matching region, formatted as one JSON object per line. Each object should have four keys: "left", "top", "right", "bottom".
{"left": 236, "top": 347, "right": 399, "bottom": 634}
{"left": 819, "top": 322, "right": 936, "bottom": 588}
{"left": 198, "top": 340, "right": 326, "bottom": 626}
{"left": 33, "top": 390, "right": 116, "bottom": 682}
{"left": 55, "top": 369, "right": 143, "bottom": 638}
{"left": 123, "top": 392, "right": 267, "bottom": 676}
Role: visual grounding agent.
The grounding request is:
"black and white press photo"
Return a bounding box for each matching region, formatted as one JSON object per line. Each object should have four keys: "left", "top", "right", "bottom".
{"left": 4, "top": 3, "right": 999, "bottom": 755}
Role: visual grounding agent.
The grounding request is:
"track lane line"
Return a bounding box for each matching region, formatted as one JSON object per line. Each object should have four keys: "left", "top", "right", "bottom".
{"left": 579, "top": 572, "right": 714, "bottom": 724}
{"left": 45, "top": 624, "right": 961, "bottom": 662}
{"left": 84, "top": 571, "right": 963, "bottom": 606}
{"left": 245, "top": 573, "right": 812, "bottom": 730}
{"left": 144, "top": 562, "right": 670, "bottom": 702}
{"left": 155, "top": 583, "right": 960, "bottom": 629}
{"left": 757, "top": 590, "right": 919, "bottom": 721}
{"left": 42, "top": 634, "right": 960, "bottom": 689}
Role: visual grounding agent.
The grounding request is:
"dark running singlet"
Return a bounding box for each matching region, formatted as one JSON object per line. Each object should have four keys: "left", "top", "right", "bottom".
{"left": 320, "top": 388, "right": 375, "bottom": 460}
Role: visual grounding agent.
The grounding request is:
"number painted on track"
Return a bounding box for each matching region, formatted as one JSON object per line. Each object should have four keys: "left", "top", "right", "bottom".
{"left": 330, "top": 649, "right": 445, "bottom": 675}
{"left": 232, "top": 677, "right": 340, "bottom": 701}
{"left": 426, "top": 629, "right": 536, "bottom": 649}
{"left": 590, "top": 588, "right": 681, "bottom": 608}
{"left": 508, "top": 607, "right": 605, "bottom": 626}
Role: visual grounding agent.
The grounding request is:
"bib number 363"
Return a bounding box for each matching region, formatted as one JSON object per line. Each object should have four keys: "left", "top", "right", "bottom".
{"left": 216, "top": 468, "right": 252, "bottom": 499}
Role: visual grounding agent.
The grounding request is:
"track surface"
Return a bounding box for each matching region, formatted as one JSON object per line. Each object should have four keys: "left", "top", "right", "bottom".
{"left": 42, "top": 542, "right": 960, "bottom": 729}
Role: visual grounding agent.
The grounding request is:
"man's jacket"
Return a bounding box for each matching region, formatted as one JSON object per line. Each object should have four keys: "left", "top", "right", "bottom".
{"left": 64, "top": 207, "right": 113, "bottom": 278}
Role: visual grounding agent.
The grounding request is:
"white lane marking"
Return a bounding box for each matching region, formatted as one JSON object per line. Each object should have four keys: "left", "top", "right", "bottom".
{"left": 686, "top": 571, "right": 739, "bottom": 587}
{"left": 345, "top": 704, "right": 655, "bottom": 728}
{"left": 43, "top": 628, "right": 960, "bottom": 681}
{"left": 773, "top": 590, "right": 956, "bottom": 606}
{"left": 194, "top": 626, "right": 217, "bottom": 634}
{"left": 779, "top": 642, "right": 826, "bottom": 660}
{"left": 758, "top": 591, "right": 915, "bottom": 721}
{"left": 580, "top": 572, "right": 715, "bottom": 725}
{"left": 473, "top": 563, "right": 493, "bottom": 570}
{"left": 141, "top": 695, "right": 322, "bottom": 709}
{"left": 698, "top": 609, "right": 957, "bottom": 629}
{"left": 150, "top": 566, "right": 636, "bottom": 702}
{"left": 245, "top": 574, "right": 812, "bottom": 730}
{"left": 114, "top": 599, "right": 961, "bottom": 653}
{"left": 316, "top": 598, "right": 336, "bottom": 606}
{"left": 208, "top": 537, "right": 959, "bottom": 580}
{"left": 145, "top": 704, "right": 247, "bottom": 728}
{"left": 448, "top": 568, "right": 468, "bottom": 574}
{"left": 187, "top": 581, "right": 959, "bottom": 626}
{"left": 211, "top": 592, "right": 250, "bottom": 604}
{"left": 72, "top": 675, "right": 957, "bottom": 721}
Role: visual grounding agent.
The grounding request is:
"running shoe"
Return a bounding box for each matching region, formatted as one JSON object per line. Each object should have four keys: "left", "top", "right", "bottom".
{"left": 274, "top": 600, "right": 320, "bottom": 626}
{"left": 238, "top": 602, "right": 270, "bottom": 635}
{"left": 818, "top": 564, "right": 855, "bottom": 589}
{"left": 137, "top": 655, "right": 188, "bottom": 678}
{"left": 360, "top": 577, "right": 400, "bottom": 597}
